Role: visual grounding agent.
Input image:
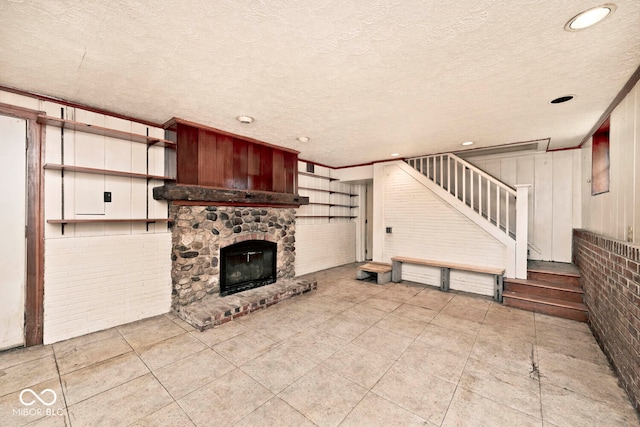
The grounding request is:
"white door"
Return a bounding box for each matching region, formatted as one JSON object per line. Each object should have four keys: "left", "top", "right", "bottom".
{"left": 0, "top": 115, "right": 27, "bottom": 350}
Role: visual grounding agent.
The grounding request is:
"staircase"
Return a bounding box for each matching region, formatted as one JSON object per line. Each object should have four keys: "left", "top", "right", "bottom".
{"left": 405, "top": 154, "right": 589, "bottom": 322}
{"left": 503, "top": 261, "right": 588, "bottom": 322}
{"left": 405, "top": 153, "right": 529, "bottom": 278}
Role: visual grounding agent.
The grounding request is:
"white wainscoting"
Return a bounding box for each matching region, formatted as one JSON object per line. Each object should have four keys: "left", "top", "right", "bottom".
{"left": 43, "top": 233, "right": 172, "bottom": 344}
{"left": 295, "top": 222, "right": 356, "bottom": 276}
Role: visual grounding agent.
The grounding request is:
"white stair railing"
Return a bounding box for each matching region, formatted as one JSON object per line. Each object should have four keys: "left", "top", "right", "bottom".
{"left": 406, "top": 153, "right": 517, "bottom": 238}
{"left": 406, "top": 153, "right": 529, "bottom": 278}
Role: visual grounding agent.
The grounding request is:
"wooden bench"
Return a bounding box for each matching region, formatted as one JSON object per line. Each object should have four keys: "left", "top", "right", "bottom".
{"left": 390, "top": 256, "right": 505, "bottom": 301}
{"left": 356, "top": 262, "right": 392, "bottom": 285}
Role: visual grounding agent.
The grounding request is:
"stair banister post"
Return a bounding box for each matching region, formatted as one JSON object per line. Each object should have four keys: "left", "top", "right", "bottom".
{"left": 515, "top": 184, "right": 530, "bottom": 279}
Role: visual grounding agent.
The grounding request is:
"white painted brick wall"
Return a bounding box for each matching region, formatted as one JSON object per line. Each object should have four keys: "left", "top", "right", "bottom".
{"left": 43, "top": 233, "right": 172, "bottom": 344}
{"left": 382, "top": 164, "right": 505, "bottom": 296}
{"left": 296, "top": 222, "right": 356, "bottom": 275}
{"left": 399, "top": 265, "right": 494, "bottom": 296}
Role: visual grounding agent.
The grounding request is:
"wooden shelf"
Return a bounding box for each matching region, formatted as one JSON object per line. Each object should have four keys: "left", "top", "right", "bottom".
{"left": 296, "top": 215, "right": 357, "bottom": 219}
{"left": 308, "top": 202, "right": 359, "bottom": 208}
{"left": 298, "top": 171, "right": 338, "bottom": 181}
{"left": 298, "top": 186, "right": 357, "bottom": 197}
{"left": 37, "top": 116, "right": 176, "bottom": 148}
{"left": 47, "top": 218, "right": 172, "bottom": 225}
{"left": 44, "top": 164, "right": 175, "bottom": 181}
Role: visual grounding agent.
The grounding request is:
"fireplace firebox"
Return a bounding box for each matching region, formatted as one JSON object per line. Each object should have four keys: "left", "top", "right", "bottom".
{"left": 220, "top": 240, "right": 277, "bottom": 296}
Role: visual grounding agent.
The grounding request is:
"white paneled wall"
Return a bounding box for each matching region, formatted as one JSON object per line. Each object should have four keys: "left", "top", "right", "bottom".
{"left": 466, "top": 149, "right": 580, "bottom": 262}
{"left": 296, "top": 161, "right": 360, "bottom": 274}
{"left": 0, "top": 88, "right": 174, "bottom": 344}
{"left": 399, "top": 266, "right": 495, "bottom": 297}
{"left": 382, "top": 163, "right": 506, "bottom": 295}
{"left": 297, "top": 162, "right": 360, "bottom": 226}
{"left": 295, "top": 222, "right": 357, "bottom": 276}
{"left": 582, "top": 81, "right": 640, "bottom": 244}
{"left": 43, "top": 233, "right": 171, "bottom": 344}
{"left": 43, "top": 106, "right": 168, "bottom": 237}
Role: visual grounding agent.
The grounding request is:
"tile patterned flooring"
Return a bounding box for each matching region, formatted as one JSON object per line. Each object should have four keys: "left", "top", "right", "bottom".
{"left": 1, "top": 264, "right": 638, "bottom": 426}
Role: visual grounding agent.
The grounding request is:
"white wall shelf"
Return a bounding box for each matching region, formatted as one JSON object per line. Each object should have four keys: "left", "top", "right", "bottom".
{"left": 44, "top": 163, "right": 175, "bottom": 181}
{"left": 42, "top": 113, "right": 173, "bottom": 234}
{"left": 296, "top": 215, "right": 357, "bottom": 219}
{"left": 47, "top": 218, "right": 172, "bottom": 224}
{"left": 298, "top": 171, "right": 338, "bottom": 181}
{"left": 308, "top": 202, "right": 359, "bottom": 208}
{"left": 37, "top": 116, "right": 176, "bottom": 148}
{"left": 298, "top": 186, "right": 358, "bottom": 197}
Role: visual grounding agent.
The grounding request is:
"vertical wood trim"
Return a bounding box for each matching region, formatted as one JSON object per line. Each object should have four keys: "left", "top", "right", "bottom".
{"left": 292, "top": 153, "right": 298, "bottom": 193}
{"left": 232, "top": 138, "right": 249, "bottom": 189}
{"left": 177, "top": 124, "right": 199, "bottom": 184}
{"left": 272, "top": 150, "right": 285, "bottom": 193}
{"left": 0, "top": 103, "right": 44, "bottom": 346}
{"left": 198, "top": 129, "right": 217, "bottom": 186}
{"left": 169, "top": 121, "right": 299, "bottom": 194}
{"left": 258, "top": 145, "right": 273, "bottom": 191}
{"left": 218, "top": 135, "right": 234, "bottom": 188}
{"left": 25, "top": 119, "right": 44, "bottom": 345}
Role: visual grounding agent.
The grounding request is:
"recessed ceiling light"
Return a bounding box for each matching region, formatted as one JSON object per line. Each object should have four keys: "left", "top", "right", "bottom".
{"left": 550, "top": 95, "right": 575, "bottom": 104}
{"left": 461, "top": 141, "right": 474, "bottom": 146}
{"left": 297, "top": 136, "right": 310, "bottom": 143}
{"left": 390, "top": 153, "right": 400, "bottom": 157}
{"left": 236, "top": 116, "right": 254, "bottom": 124}
{"left": 564, "top": 4, "right": 616, "bottom": 31}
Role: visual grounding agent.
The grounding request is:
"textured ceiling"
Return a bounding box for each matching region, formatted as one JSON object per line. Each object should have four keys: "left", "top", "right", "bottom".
{"left": 1, "top": 1, "right": 639, "bottom": 167}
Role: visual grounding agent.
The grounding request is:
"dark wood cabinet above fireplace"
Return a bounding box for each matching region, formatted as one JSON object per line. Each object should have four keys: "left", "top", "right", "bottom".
{"left": 164, "top": 118, "right": 298, "bottom": 194}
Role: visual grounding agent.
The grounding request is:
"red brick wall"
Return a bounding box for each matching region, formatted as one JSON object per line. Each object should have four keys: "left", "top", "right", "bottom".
{"left": 573, "top": 229, "right": 640, "bottom": 411}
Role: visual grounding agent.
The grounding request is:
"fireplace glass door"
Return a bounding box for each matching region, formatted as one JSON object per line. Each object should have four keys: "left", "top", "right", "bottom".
{"left": 220, "top": 240, "right": 277, "bottom": 296}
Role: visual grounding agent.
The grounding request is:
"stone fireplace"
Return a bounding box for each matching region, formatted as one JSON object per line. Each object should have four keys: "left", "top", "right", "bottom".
{"left": 154, "top": 118, "right": 313, "bottom": 330}
{"left": 165, "top": 203, "right": 315, "bottom": 330}
{"left": 170, "top": 205, "right": 296, "bottom": 307}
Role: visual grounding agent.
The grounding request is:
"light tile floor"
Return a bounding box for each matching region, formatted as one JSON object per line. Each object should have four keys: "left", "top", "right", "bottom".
{"left": 1, "top": 264, "right": 639, "bottom": 426}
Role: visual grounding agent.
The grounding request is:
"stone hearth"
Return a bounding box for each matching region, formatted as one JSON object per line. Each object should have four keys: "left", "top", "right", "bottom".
{"left": 179, "top": 278, "right": 317, "bottom": 331}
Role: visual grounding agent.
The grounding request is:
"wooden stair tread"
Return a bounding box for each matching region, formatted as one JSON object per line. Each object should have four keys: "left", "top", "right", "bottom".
{"left": 503, "top": 291, "right": 587, "bottom": 311}
{"left": 527, "top": 261, "right": 580, "bottom": 277}
{"left": 504, "top": 278, "right": 584, "bottom": 293}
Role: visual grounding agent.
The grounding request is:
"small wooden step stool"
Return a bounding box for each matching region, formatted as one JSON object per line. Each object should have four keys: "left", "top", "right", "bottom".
{"left": 356, "top": 262, "right": 392, "bottom": 284}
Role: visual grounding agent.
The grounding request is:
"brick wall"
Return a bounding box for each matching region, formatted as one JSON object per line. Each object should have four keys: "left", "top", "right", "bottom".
{"left": 573, "top": 229, "right": 640, "bottom": 410}
{"left": 382, "top": 163, "right": 506, "bottom": 296}
{"left": 295, "top": 222, "right": 356, "bottom": 276}
{"left": 43, "top": 233, "right": 172, "bottom": 344}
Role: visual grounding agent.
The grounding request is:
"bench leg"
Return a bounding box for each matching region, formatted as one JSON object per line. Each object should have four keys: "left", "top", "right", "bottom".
{"left": 440, "top": 267, "right": 450, "bottom": 292}
{"left": 392, "top": 261, "right": 402, "bottom": 283}
{"left": 494, "top": 275, "right": 503, "bottom": 302}
{"left": 356, "top": 270, "right": 372, "bottom": 280}
{"left": 377, "top": 271, "right": 391, "bottom": 285}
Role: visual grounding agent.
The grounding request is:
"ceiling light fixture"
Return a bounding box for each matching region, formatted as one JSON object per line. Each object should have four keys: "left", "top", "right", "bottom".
{"left": 550, "top": 95, "right": 575, "bottom": 104}
{"left": 390, "top": 153, "right": 400, "bottom": 157}
{"left": 461, "top": 141, "right": 474, "bottom": 146}
{"left": 297, "top": 136, "right": 310, "bottom": 143}
{"left": 236, "top": 116, "right": 254, "bottom": 124}
{"left": 564, "top": 4, "right": 616, "bottom": 31}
